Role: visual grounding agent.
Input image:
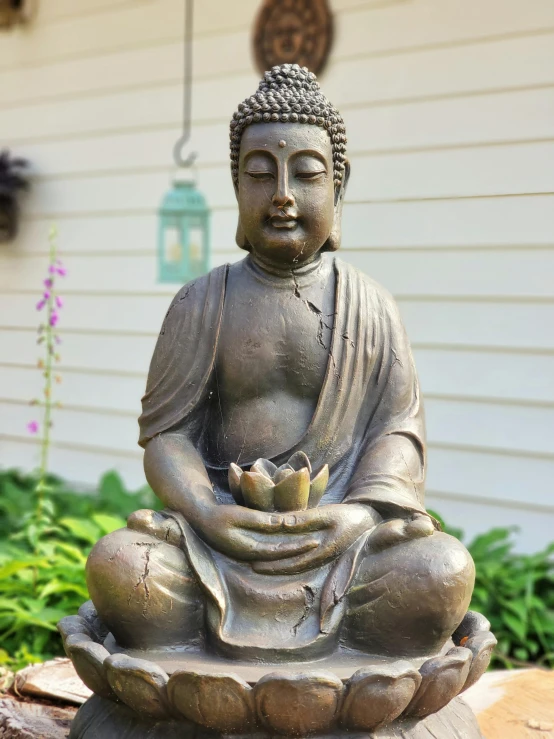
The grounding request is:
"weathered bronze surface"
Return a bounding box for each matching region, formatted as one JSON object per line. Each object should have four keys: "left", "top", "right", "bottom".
{"left": 62, "top": 65, "right": 494, "bottom": 738}
{"left": 253, "top": 0, "right": 333, "bottom": 76}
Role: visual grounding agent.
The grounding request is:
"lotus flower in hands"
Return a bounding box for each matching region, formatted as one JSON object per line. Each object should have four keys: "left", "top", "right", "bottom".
{"left": 228, "top": 451, "right": 329, "bottom": 512}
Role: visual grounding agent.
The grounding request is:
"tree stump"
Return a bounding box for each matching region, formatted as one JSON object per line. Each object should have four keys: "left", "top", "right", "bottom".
{"left": 0, "top": 695, "right": 76, "bottom": 739}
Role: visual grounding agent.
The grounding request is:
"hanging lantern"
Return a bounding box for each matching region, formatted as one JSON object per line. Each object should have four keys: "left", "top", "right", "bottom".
{"left": 157, "top": 0, "right": 210, "bottom": 284}
{"left": 158, "top": 177, "right": 210, "bottom": 284}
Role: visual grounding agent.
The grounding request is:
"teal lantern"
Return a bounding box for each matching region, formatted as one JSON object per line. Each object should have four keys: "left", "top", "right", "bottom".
{"left": 158, "top": 178, "right": 210, "bottom": 284}
{"left": 158, "top": 0, "right": 210, "bottom": 284}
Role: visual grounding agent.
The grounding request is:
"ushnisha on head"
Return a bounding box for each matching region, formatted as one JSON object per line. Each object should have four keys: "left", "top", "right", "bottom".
{"left": 230, "top": 64, "right": 350, "bottom": 266}
{"left": 230, "top": 64, "right": 348, "bottom": 191}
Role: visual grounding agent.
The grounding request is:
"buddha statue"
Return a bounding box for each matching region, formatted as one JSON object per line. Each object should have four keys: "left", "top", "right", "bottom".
{"left": 61, "top": 65, "right": 495, "bottom": 739}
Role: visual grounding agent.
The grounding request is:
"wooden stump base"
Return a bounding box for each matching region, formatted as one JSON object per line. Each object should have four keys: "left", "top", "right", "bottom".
{"left": 69, "top": 694, "right": 483, "bottom": 739}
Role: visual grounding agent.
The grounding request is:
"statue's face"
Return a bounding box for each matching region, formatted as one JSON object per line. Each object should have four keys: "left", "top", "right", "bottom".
{"left": 237, "top": 122, "right": 335, "bottom": 266}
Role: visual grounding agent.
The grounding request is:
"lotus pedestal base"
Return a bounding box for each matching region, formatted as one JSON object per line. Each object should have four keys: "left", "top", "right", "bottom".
{"left": 70, "top": 693, "right": 482, "bottom": 739}
{"left": 60, "top": 605, "right": 494, "bottom": 738}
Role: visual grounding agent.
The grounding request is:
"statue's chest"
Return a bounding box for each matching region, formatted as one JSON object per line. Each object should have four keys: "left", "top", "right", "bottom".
{"left": 216, "top": 266, "right": 335, "bottom": 398}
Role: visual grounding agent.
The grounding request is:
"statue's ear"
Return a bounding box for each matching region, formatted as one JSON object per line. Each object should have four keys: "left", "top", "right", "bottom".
{"left": 233, "top": 177, "right": 252, "bottom": 251}
{"left": 236, "top": 216, "right": 252, "bottom": 251}
{"left": 323, "top": 159, "right": 350, "bottom": 253}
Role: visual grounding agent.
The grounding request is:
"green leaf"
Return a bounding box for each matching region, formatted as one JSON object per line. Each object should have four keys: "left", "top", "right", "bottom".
{"left": 59, "top": 517, "right": 100, "bottom": 545}
{"left": 503, "top": 612, "right": 527, "bottom": 642}
{"left": 91, "top": 513, "right": 125, "bottom": 535}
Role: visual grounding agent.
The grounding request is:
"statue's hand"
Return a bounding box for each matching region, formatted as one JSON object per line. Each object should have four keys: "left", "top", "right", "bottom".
{"left": 195, "top": 504, "right": 320, "bottom": 563}
{"left": 251, "top": 503, "right": 379, "bottom": 575}
{"left": 367, "top": 513, "right": 435, "bottom": 553}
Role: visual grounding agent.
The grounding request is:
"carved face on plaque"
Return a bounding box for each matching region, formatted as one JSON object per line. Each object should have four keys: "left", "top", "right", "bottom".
{"left": 253, "top": 0, "right": 334, "bottom": 76}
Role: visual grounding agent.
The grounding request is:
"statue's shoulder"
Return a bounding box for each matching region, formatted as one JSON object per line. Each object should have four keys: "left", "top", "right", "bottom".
{"left": 160, "top": 264, "right": 228, "bottom": 334}
{"left": 333, "top": 256, "right": 398, "bottom": 314}
{"left": 167, "top": 264, "right": 229, "bottom": 312}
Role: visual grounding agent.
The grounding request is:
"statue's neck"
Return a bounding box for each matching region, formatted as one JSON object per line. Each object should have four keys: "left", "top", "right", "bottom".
{"left": 247, "top": 252, "right": 324, "bottom": 287}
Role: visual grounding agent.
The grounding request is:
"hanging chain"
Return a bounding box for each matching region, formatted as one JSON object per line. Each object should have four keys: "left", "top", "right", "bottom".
{"left": 173, "top": 0, "right": 197, "bottom": 168}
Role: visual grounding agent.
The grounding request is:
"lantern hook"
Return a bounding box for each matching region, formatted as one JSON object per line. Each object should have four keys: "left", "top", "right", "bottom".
{"left": 174, "top": 0, "right": 197, "bottom": 168}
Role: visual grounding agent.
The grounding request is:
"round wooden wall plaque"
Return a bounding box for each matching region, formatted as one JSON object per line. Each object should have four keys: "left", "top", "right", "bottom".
{"left": 253, "top": 0, "right": 334, "bottom": 76}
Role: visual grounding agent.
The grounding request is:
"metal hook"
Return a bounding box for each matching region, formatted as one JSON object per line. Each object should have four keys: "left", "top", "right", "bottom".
{"left": 173, "top": 0, "right": 197, "bottom": 168}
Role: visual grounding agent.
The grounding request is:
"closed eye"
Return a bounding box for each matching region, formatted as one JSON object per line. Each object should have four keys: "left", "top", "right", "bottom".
{"left": 246, "top": 171, "right": 275, "bottom": 180}
{"left": 295, "top": 171, "right": 326, "bottom": 180}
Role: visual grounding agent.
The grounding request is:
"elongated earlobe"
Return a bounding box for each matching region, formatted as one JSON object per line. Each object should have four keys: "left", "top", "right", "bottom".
{"left": 236, "top": 217, "right": 252, "bottom": 252}
{"left": 322, "top": 160, "right": 350, "bottom": 252}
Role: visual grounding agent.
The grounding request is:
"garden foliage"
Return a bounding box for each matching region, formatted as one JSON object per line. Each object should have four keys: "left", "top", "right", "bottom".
{"left": 0, "top": 469, "right": 552, "bottom": 671}
{"left": 0, "top": 468, "right": 159, "bottom": 670}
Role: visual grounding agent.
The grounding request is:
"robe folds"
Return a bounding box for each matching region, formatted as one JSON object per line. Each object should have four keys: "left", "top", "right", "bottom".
{"left": 137, "top": 256, "right": 434, "bottom": 660}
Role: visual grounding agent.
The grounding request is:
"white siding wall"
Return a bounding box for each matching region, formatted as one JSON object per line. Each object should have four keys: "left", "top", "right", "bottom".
{"left": 1, "top": 0, "right": 553, "bottom": 550}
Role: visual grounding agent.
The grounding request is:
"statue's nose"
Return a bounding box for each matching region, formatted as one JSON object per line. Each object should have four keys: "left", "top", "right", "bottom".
{"left": 272, "top": 170, "right": 295, "bottom": 209}
{"left": 272, "top": 189, "right": 295, "bottom": 209}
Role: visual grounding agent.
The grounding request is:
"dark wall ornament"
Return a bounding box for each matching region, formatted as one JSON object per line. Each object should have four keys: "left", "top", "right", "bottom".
{"left": 253, "top": 0, "right": 333, "bottom": 76}
{"left": 0, "top": 0, "right": 37, "bottom": 30}
{"left": 0, "top": 150, "right": 30, "bottom": 243}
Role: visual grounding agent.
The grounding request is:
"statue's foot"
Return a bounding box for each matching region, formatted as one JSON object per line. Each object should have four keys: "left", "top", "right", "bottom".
{"left": 127, "top": 508, "right": 183, "bottom": 546}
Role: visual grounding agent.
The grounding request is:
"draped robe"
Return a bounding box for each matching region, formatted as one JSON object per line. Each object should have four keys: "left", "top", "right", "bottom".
{"left": 137, "top": 256, "right": 432, "bottom": 660}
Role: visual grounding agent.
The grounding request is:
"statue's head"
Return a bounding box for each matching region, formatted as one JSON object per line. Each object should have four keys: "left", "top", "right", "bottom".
{"left": 230, "top": 64, "right": 349, "bottom": 267}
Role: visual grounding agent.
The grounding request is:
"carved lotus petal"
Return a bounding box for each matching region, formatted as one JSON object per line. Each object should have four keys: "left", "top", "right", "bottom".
{"left": 273, "top": 467, "right": 311, "bottom": 512}
{"left": 453, "top": 610, "right": 491, "bottom": 644}
{"left": 58, "top": 615, "right": 94, "bottom": 651}
{"left": 461, "top": 630, "right": 498, "bottom": 692}
{"left": 274, "top": 465, "right": 294, "bottom": 484}
{"left": 341, "top": 661, "right": 422, "bottom": 731}
{"left": 105, "top": 653, "right": 170, "bottom": 719}
{"left": 78, "top": 600, "right": 109, "bottom": 641}
{"left": 241, "top": 471, "right": 275, "bottom": 511}
{"left": 251, "top": 458, "right": 278, "bottom": 479}
{"left": 287, "top": 451, "right": 312, "bottom": 474}
{"left": 405, "top": 647, "right": 472, "bottom": 718}
{"left": 229, "top": 462, "right": 244, "bottom": 505}
{"left": 168, "top": 670, "right": 255, "bottom": 733}
{"left": 64, "top": 636, "right": 115, "bottom": 700}
{"left": 255, "top": 671, "right": 343, "bottom": 735}
{"left": 308, "top": 464, "right": 329, "bottom": 508}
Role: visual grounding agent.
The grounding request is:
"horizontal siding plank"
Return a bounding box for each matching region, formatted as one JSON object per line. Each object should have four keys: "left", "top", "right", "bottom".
{"left": 0, "top": 401, "right": 138, "bottom": 454}
{"left": 3, "top": 341, "right": 553, "bottom": 408}
{"left": 3, "top": 391, "right": 552, "bottom": 461}
{"left": 426, "top": 446, "right": 554, "bottom": 510}
{"left": 13, "top": 87, "right": 554, "bottom": 178}
{"left": 2, "top": 294, "right": 553, "bottom": 350}
{"left": 0, "top": 366, "right": 144, "bottom": 416}
{"left": 0, "top": 330, "right": 156, "bottom": 375}
{"left": 2, "top": 249, "right": 553, "bottom": 299}
{"left": 18, "top": 142, "right": 554, "bottom": 217}
{"left": 426, "top": 397, "right": 554, "bottom": 456}
{"left": 415, "top": 349, "right": 554, "bottom": 405}
{"left": 0, "top": 437, "right": 144, "bottom": 488}
{"left": 16, "top": 195, "right": 554, "bottom": 255}
{"left": 2, "top": 31, "right": 553, "bottom": 125}
{"left": 424, "top": 494, "right": 554, "bottom": 552}
{"left": 2, "top": 0, "right": 554, "bottom": 82}
{"left": 5, "top": 0, "right": 554, "bottom": 71}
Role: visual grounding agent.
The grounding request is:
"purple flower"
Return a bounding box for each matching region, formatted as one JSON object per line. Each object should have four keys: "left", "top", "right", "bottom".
{"left": 27, "top": 420, "right": 39, "bottom": 434}
{"left": 36, "top": 299, "right": 46, "bottom": 311}
{"left": 50, "top": 311, "right": 59, "bottom": 327}
{"left": 48, "top": 265, "right": 56, "bottom": 274}
{"left": 44, "top": 278, "right": 53, "bottom": 288}
{"left": 55, "top": 296, "right": 64, "bottom": 308}
{"left": 43, "top": 291, "right": 50, "bottom": 300}
{"left": 56, "top": 266, "right": 67, "bottom": 276}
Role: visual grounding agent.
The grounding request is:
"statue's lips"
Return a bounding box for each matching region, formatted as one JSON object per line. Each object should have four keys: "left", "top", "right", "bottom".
{"left": 269, "top": 215, "right": 298, "bottom": 229}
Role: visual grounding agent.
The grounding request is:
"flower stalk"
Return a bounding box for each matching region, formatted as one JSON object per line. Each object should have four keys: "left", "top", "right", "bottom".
{"left": 28, "top": 226, "right": 66, "bottom": 523}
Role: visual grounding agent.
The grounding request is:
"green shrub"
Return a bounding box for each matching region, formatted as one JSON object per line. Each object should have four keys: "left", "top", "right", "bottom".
{"left": 0, "top": 471, "right": 552, "bottom": 671}
{"left": 430, "top": 511, "right": 554, "bottom": 669}
{"left": 0, "top": 468, "right": 159, "bottom": 670}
